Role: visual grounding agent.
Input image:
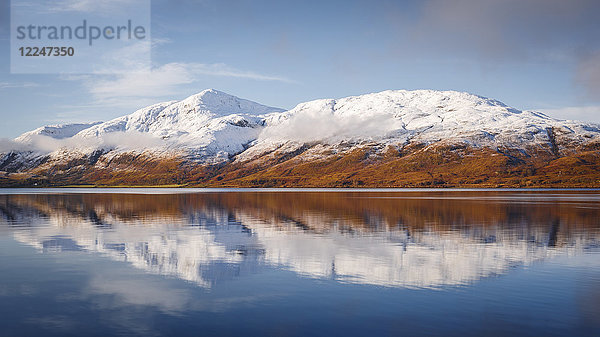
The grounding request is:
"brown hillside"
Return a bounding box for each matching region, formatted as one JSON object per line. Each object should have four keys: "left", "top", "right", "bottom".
{"left": 1, "top": 143, "right": 599, "bottom": 188}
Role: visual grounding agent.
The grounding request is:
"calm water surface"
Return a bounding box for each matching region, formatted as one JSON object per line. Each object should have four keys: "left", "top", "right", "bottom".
{"left": 0, "top": 189, "right": 599, "bottom": 336}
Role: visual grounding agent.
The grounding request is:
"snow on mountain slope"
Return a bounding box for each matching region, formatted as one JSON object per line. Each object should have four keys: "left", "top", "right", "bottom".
{"left": 242, "top": 90, "right": 600, "bottom": 158}
{"left": 73, "top": 89, "right": 285, "bottom": 161}
{"left": 15, "top": 122, "right": 102, "bottom": 143}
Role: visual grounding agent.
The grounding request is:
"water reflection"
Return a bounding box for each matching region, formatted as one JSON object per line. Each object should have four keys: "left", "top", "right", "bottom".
{"left": 1, "top": 191, "right": 599, "bottom": 289}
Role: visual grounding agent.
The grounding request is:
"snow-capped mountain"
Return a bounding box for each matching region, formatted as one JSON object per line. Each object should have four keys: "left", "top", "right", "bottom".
{"left": 77, "top": 89, "right": 283, "bottom": 143}
{"left": 262, "top": 90, "right": 599, "bottom": 145}
{"left": 20, "top": 89, "right": 285, "bottom": 162}
{"left": 14, "top": 122, "right": 102, "bottom": 143}
{"left": 12, "top": 89, "right": 600, "bottom": 157}
{"left": 2, "top": 89, "right": 600, "bottom": 187}
{"left": 240, "top": 90, "right": 600, "bottom": 159}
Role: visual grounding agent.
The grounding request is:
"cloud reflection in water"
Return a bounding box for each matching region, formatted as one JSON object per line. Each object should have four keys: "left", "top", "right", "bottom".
{"left": 2, "top": 191, "right": 599, "bottom": 290}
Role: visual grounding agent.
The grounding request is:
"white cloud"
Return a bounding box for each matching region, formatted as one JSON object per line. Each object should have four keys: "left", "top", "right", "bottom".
{"left": 259, "top": 109, "right": 403, "bottom": 144}
{"left": 51, "top": 62, "right": 293, "bottom": 118}
{"left": 12, "top": 0, "right": 148, "bottom": 16}
{"left": 188, "top": 63, "right": 295, "bottom": 82}
{"left": 1, "top": 132, "right": 166, "bottom": 153}
{"left": 45, "top": 0, "right": 146, "bottom": 14}
{"left": 0, "top": 138, "right": 29, "bottom": 152}
{"left": 87, "top": 63, "right": 195, "bottom": 100}
{"left": 80, "top": 62, "right": 294, "bottom": 102}
{"left": 92, "top": 41, "right": 153, "bottom": 74}
{"left": 88, "top": 277, "right": 192, "bottom": 314}
{"left": 542, "top": 106, "right": 600, "bottom": 123}
{"left": 0, "top": 82, "right": 39, "bottom": 89}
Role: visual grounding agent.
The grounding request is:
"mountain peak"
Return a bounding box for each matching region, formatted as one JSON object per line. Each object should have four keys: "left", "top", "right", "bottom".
{"left": 184, "top": 88, "right": 231, "bottom": 101}
{"left": 175, "top": 89, "right": 284, "bottom": 117}
{"left": 65, "top": 89, "right": 284, "bottom": 160}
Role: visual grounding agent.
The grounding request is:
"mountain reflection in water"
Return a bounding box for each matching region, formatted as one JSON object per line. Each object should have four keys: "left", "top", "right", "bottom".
{"left": 1, "top": 191, "right": 599, "bottom": 289}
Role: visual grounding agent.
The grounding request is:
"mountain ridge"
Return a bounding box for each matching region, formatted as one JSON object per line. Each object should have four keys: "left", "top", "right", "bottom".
{"left": 2, "top": 89, "right": 600, "bottom": 187}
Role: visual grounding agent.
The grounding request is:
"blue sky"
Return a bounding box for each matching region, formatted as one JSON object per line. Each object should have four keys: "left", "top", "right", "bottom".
{"left": 1, "top": 0, "right": 599, "bottom": 138}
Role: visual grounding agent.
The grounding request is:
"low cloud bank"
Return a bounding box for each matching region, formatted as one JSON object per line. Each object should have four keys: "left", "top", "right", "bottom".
{"left": 0, "top": 131, "right": 167, "bottom": 154}
{"left": 259, "top": 111, "right": 405, "bottom": 144}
